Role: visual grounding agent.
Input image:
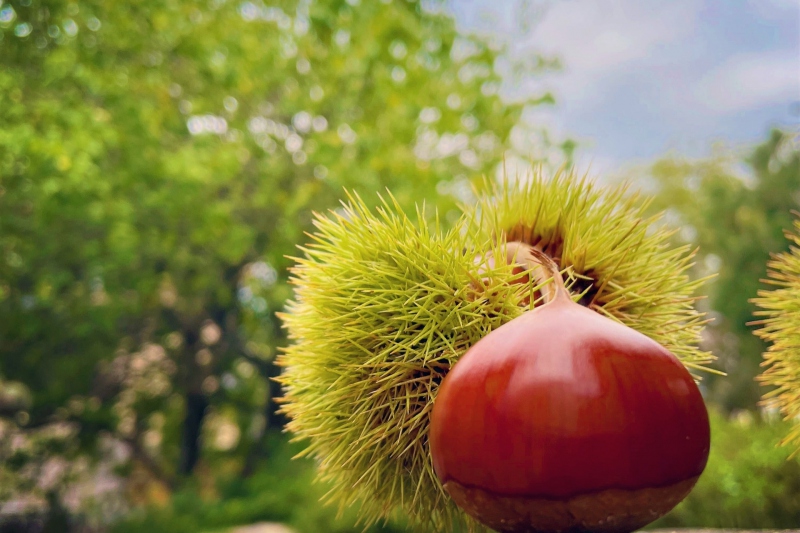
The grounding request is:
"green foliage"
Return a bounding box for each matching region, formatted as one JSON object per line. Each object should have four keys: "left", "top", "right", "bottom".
{"left": 645, "top": 130, "right": 800, "bottom": 410}
{"left": 110, "top": 431, "right": 407, "bottom": 533}
{"left": 1, "top": 0, "right": 530, "bottom": 417}
{"left": 649, "top": 408, "right": 800, "bottom": 529}
{"left": 0, "top": 0, "right": 550, "bottom": 520}
{"left": 0, "top": 417, "right": 80, "bottom": 502}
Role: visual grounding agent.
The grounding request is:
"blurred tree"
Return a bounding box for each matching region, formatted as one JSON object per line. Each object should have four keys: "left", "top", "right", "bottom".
{"left": 645, "top": 130, "right": 800, "bottom": 411}
{"left": 0, "top": 0, "right": 554, "bottom": 520}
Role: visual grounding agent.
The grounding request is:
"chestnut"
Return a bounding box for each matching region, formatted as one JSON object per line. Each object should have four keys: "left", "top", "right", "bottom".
{"left": 429, "top": 243, "right": 710, "bottom": 533}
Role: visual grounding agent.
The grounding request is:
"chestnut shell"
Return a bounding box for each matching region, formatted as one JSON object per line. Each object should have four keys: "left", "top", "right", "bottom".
{"left": 429, "top": 297, "right": 710, "bottom": 533}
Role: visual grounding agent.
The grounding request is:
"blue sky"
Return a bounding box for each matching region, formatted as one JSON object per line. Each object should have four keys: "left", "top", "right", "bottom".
{"left": 451, "top": 0, "right": 800, "bottom": 173}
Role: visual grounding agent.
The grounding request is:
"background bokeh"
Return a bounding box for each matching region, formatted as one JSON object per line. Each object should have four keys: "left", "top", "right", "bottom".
{"left": 0, "top": 1, "right": 798, "bottom": 532}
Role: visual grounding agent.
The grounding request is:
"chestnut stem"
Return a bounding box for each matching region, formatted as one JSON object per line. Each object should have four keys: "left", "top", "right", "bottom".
{"left": 503, "top": 241, "right": 570, "bottom": 304}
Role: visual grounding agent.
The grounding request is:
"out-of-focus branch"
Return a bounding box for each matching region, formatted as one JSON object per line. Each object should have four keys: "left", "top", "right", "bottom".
{"left": 120, "top": 434, "right": 176, "bottom": 491}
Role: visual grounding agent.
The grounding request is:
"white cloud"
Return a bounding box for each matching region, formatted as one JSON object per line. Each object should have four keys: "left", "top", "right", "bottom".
{"left": 747, "top": 0, "right": 800, "bottom": 20}
{"left": 531, "top": 1, "right": 697, "bottom": 71}
{"left": 453, "top": 0, "right": 703, "bottom": 106}
{"left": 572, "top": 153, "right": 623, "bottom": 182}
{"left": 694, "top": 51, "right": 799, "bottom": 114}
{"left": 519, "top": 0, "right": 701, "bottom": 105}
{"left": 452, "top": 0, "right": 799, "bottom": 174}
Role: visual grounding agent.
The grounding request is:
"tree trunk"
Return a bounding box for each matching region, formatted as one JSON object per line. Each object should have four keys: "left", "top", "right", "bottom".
{"left": 240, "top": 361, "right": 285, "bottom": 478}
{"left": 179, "top": 391, "right": 208, "bottom": 475}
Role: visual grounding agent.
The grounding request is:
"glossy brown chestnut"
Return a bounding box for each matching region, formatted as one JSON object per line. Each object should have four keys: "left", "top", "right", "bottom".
{"left": 430, "top": 246, "right": 710, "bottom": 533}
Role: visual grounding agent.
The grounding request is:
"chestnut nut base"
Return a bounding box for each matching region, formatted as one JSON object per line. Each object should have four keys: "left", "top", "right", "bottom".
{"left": 444, "top": 476, "right": 699, "bottom": 533}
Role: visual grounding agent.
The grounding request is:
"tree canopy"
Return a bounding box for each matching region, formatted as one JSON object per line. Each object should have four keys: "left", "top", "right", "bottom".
{"left": 645, "top": 130, "right": 800, "bottom": 410}
{"left": 0, "top": 0, "right": 553, "bottom": 518}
